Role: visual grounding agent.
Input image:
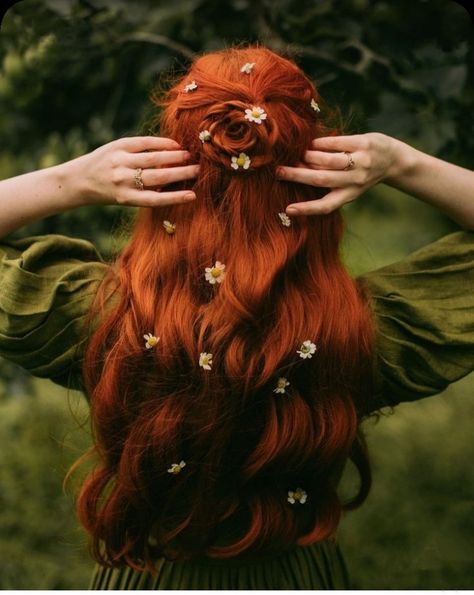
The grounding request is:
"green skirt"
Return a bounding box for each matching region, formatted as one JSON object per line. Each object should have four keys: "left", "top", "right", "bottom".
{"left": 88, "top": 539, "right": 352, "bottom": 589}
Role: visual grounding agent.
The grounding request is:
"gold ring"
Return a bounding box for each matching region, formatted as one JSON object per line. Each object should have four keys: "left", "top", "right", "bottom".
{"left": 343, "top": 151, "right": 355, "bottom": 170}
{"left": 134, "top": 167, "right": 144, "bottom": 190}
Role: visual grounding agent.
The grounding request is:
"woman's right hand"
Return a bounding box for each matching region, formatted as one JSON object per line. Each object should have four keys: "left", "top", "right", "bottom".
{"left": 70, "top": 136, "right": 199, "bottom": 207}
{"left": 277, "top": 132, "right": 402, "bottom": 216}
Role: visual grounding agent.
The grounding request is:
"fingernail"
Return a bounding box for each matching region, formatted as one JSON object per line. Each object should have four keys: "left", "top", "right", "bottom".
{"left": 276, "top": 167, "right": 284, "bottom": 177}
{"left": 184, "top": 193, "right": 196, "bottom": 201}
{"left": 286, "top": 206, "right": 298, "bottom": 214}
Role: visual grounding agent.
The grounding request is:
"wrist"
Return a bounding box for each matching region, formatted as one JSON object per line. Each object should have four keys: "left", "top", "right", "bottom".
{"left": 384, "top": 137, "right": 421, "bottom": 187}
{"left": 55, "top": 156, "right": 92, "bottom": 207}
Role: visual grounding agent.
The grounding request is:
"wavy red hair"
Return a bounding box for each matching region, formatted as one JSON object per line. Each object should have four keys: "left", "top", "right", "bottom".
{"left": 72, "top": 45, "right": 377, "bottom": 573}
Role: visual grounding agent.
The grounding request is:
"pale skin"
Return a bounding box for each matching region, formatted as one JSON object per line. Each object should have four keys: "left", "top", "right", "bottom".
{"left": 0, "top": 136, "right": 199, "bottom": 239}
{"left": 278, "top": 132, "right": 474, "bottom": 230}
{"left": 1, "top": 132, "right": 474, "bottom": 240}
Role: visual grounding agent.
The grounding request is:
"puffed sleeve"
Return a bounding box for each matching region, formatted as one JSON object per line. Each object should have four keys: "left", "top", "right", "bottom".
{"left": 356, "top": 230, "right": 474, "bottom": 415}
{"left": 0, "top": 233, "right": 111, "bottom": 393}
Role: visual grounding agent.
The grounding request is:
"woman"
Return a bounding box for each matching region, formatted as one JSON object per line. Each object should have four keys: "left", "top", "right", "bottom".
{"left": 0, "top": 46, "right": 473, "bottom": 590}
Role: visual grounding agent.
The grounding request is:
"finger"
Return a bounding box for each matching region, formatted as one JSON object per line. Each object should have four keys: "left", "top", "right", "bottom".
{"left": 303, "top": 150, "right": 354, "bottom": 170}
{"left": 119, "top": 189, "right": 197, "bottom": 207}
{"left": 286, "top": 187, "right": 358, "bottom": 216}
{"left": 117, "top": 136, "right": 181, "bottom": 152}
{"left": 127, "top": 150, "right": 193, "bottom": 169}
{"left": 140, "top": 164, "right": 200, "bottom": 187}
{"left": 310, "top": 135, "right": 367, "bottom": 152}
{"left": 277, "top": 165, "right": 359, "bottom": 188}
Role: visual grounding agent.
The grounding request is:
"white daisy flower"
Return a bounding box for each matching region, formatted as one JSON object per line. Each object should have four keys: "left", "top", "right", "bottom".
{"left": 287, "top": 487, "right": 307, "bottom": 504}
{"left": 240, "top": 62, "right": 256, "bottom": 74}
{"left": 199, "top": 352, "right": 213, "bottom": 370}
{"left": 167, "top": 460, "right": 186, "bottom": 474}
{"left": 204, "top": 260, "right": 226, "bottom": 284}
{"left": 296, "top": 340, "right": 317, "bottom": 359}
{"left": 273, "top": 377, "right": 290, "bottom": 394}
{"left": 278, "top": 212, "right": 292, "bottom": 227}
{"left": 163, "top": 220, "right": 176, "bottom": 235}
{"left": 244, "top": 106, "right": 267, "bottom": 124}
{"left": 310, "top": 98, "right": 321, "bottom": 113}
{"left": 199, "top": 129, "right": 212, "bottom": 143}
{"left": 143, "top": 333, "right": 160, "bottom": 349}
{"left": 184, "top": 80, "right": 198, "bottom": 92}
{"left": 230, "top": 152, "right": 251, "bottom": 170}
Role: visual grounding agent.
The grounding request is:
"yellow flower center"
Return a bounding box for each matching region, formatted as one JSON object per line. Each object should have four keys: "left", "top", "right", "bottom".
{"left": 148, "top": 337, "right": 158, "bottom": 346}
{"left": 277, "top": 378, "right": 286, "bottom": 388}
{"left": 211, "top": 267, "right": 222, "bottom": 278}
{"left": 236, "top": 156, "right": 246, "bottom": 166}
{"left": 294, "top": 489, "right": 304, "bottom": 500}
{"left": 251, "top": 110, "right": 261, "bottom": 118}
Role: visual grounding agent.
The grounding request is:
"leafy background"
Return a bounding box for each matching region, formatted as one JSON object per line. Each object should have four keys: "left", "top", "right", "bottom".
{"left": 0, "top": 0, "right": 473, "bottom": 588}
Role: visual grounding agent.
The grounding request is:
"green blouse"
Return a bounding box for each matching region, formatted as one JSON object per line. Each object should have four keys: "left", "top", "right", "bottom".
{"left": 1, "top": 230, "right": 473, "bottom": 589}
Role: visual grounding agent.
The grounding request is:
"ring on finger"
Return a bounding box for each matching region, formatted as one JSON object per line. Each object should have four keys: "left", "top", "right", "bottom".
{"left": 342, "top": 151, "right": 355, "bottom": 170}
{"left": 134, "top": 167, "right": 144, "bottom": 190}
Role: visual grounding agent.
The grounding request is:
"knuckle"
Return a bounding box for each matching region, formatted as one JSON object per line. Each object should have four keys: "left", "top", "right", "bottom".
{"left": 290, "top": 205, "right": 304, "bottom": 215}
{"left": 143, "top": 152, "right": 157, "bottom": 167}
{"left": 109, "top": 152, "right": 122, "bottom": 169}
{"left": 354, "top": 170, "right": 367, "bottom": 185}
{"left": 111, "top": 167, "right": 125, "bottom": 185}
{"left": 320, "top": 154, "right": 333, "bottom": 167}
{"left": 316, "top": 173, "right": 330, "bottom": 186}
{"left": 318, "top": 203, "right": 332, "bottom": 215}
{"left": 362, "top": 153, "right": 372, "bottom": 169}
{"left": 360, "top": 136, "right": 371, "bottom": 150}
{"left": 156, "top": 170, "right": 171, "bottom": 185}
{"left": 114, "top": 137, "right": 129, "bottom": 150}
{"left": 114, "top": 193, "right": 128, "bottom": 205}
{"left": 369, "top": 132, "right": 383, "bottom": 144}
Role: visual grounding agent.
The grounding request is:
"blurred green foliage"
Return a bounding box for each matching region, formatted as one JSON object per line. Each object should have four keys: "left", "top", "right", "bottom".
{"left": 0, "top": 381, "right": 92, "bottom": 588}
{"left": 339, "top": 375, "right": 474, "bottom": 589}
{"left": 0, "top": 0, "right": 473, "bottom": 589}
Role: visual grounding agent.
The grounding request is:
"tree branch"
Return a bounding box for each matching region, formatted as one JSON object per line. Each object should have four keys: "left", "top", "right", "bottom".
{"left": 119, "top": 32, "right": 196, "bottom": 60}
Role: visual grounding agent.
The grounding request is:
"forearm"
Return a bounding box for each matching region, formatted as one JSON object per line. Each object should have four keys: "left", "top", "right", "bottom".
{"left": 0, "top": 159, "right": 86, "bottom": 240}
{"left": 386, "top": 138, "right": 474, "bottom": 230}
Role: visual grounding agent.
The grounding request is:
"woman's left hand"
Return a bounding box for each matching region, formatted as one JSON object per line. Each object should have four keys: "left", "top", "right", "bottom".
{"left": 276, "top": 132, "right": 399, "bottom": 216}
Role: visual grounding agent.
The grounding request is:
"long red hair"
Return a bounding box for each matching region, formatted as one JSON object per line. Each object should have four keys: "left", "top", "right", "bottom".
{"left": 73, "top": 45, "right": 377, "bottom": 573}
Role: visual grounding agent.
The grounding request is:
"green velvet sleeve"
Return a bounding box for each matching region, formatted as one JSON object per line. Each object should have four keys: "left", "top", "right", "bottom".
{"left": 357, "top": 230, "right": 474, "bottom": 414}
{"left": 0, "top": 233, "right": 110, "bottom": 393}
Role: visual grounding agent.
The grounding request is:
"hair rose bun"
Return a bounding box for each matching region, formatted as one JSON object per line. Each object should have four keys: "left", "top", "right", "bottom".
{"left": 197, "top": 99, "right": 278, "bottom": 170}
